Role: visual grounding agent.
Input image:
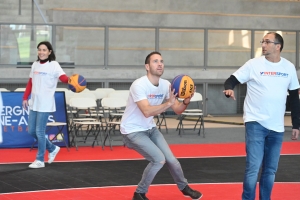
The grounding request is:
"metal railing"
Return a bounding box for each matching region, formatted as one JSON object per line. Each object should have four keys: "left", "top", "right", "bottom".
{"left": 18, "top": 0, "right": 48, "bottom": 24}
{"left": 1, "top": 24, "right": 299, "bottom": 69}
{"left": 9, "top": 2, "right": 300, "bottom": 69}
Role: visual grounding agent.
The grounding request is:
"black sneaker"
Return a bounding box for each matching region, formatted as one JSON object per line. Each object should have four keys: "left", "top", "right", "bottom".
{"left": 132, "top": 192, "right": 149, "bottom": 200}
{"left": 181, "top": 185, "right": 203, "bottom": 199}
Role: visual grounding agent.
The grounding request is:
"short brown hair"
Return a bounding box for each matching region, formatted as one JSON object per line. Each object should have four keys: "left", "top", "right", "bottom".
{"left": 145, "top": 51, "right": 161, "bottom": 64}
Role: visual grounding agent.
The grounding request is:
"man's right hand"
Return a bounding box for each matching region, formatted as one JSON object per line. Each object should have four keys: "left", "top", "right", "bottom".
{"left": 223, "top": 89, "right": 236, "bottom": 100}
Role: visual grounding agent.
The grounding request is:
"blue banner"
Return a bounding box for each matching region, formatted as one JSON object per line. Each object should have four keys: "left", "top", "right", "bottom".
{"left": 0, "top": 92, "right": 69, "bottom": 148}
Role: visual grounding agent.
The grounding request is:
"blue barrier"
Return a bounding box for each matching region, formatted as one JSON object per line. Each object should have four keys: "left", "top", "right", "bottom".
{"left": 0, "top": 92, "right": 69, "bottom": 148}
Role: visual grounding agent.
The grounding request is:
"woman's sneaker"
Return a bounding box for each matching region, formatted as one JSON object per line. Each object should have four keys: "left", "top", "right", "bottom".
{"left": 48, "top": 146, "right": 60, "bottom": 164}
{"left": 181, "top": 185, "right": 203, "bottom": 199}
{"left": 28, "top": 160, "right": 45, "bottom": 168}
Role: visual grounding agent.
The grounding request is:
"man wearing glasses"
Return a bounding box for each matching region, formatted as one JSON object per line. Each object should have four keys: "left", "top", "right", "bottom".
{"left": 223, "top": 32, "right": 300, "bottom": 200}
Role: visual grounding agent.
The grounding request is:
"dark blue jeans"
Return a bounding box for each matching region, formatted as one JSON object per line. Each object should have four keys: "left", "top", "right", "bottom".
{"left": 242, "top": 122, "right": 284, "bottom": 200}
{"left": 28, "top": 110, "right": 56, "bottom": 162}
{"left": 123, "top": 127, "right": 188, "bottom": 193}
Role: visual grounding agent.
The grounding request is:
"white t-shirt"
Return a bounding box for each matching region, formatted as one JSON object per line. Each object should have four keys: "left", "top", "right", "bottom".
{"left": 233, "top": 56, "right": 300, "bottom": 132}
{"left": 29, "top": 61, "right": 65, "bottom": 112}
{"left": 120, "top": 75, "right": 170, "bottom": 134}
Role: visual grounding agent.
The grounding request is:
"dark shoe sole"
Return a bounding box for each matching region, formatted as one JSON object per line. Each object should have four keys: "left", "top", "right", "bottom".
{"left": 183, "top": 193, "right": 203, "bottom": 200}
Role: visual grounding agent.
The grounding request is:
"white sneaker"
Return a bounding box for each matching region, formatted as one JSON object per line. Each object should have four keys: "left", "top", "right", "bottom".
{"left": 48, "top": 146, "right": 60, "bottom": 164}
{"left": 29, "top": 160, "right": 45, "bottom": 168}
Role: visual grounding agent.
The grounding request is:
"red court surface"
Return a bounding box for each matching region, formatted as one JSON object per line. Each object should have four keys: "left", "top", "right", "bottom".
{"left": 1, "top": 183, "right": 299, "bottom": 200}
{"left": 1, "top": 141, "right": 299, "bottom": 199}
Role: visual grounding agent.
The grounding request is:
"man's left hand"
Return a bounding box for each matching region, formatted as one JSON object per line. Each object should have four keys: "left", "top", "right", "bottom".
{"left": 291, "top": 129, "right": 299, "bottom": 140}
{"left": 183, "top": 86, "right": 196, "bottom": 105}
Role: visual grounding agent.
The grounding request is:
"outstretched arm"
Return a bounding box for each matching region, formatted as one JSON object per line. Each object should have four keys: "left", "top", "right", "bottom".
{"left": 288, "top": 89, "right": 300, "bottom": 140}
{"left": 59, "top": 74, "right": 69, "bottom": 83}
{"left": 223, "top": 75, "right": 240, "bottom": 100}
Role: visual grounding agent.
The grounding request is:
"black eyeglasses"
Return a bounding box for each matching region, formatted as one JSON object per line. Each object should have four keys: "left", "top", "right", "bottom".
{"left": 260, "top": 40, "right": 279, "bottom": 45}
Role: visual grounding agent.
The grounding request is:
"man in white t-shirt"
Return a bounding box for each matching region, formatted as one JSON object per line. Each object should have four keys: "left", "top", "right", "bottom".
{"left": 121, "top": 52, "right": 202, "bottom": 200}
{"left": 223, "top": 32, "right": 300, "bottom": 200}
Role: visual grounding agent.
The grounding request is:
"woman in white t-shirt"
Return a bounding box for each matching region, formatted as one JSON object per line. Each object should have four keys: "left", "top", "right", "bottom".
{"left": 22, "top": 41, "right": 69, "bottom": 169}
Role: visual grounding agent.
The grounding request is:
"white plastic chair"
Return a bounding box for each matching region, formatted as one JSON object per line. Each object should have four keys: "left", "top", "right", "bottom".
{"left": 183, "top": 92, "right": 203, "bottom": 113}
{"left": 69, "top": 91, "right": 96, "bottom": 100}
{"left": 107, "top": 90, "right": 130, "bottom": 99}
{"left": 68, "top": 97, "right": 103, "bottom": 150}
{"left": 91, "top": 90, "right": 108, "bottom": 108}
{"left": 14, "top": 88, "right": 26, "bottom": 91}
{"left": 55, "top": 88, "right": 69, "bottom": 92}
{"left": 95, "top": 88, "right": 115, "bottom": 97}
{"left": 0, "top": 88, "right": 9, "bottom": 91}
{"left": 107, "top": 90, "right": 129, "bottom": 113}
{"left": 79, "top": 88, "right": 90, "bottom": 92}
{"left": 101, "top": 97, "right": 127, "bottom": 150}
{"left": 176, "top": 92, "right": 205, "bottom": 137}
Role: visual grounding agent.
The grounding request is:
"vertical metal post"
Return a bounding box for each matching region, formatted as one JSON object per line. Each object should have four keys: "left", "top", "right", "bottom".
{"left": 104, "top": 26, "right": 109, "bottom": 69}
{"left": 104, "top": 26, "right": 109, "bottom": 88}
{"left": 19, "top": 0, "right": 21, "bottom": 15}
{"left": 31, "top": 0, "right": 35, "bottom": 41}
{"left": 104, "top": 80, "right": 109, "bottom": 88}
{"left": 202, "top": 29, "right": 208, "bottom": 116}
{"left": 203, "top": 82, "right": 208, "bottom": 116}
{"left": 51, "top": 25, "right": 56, "bottom": 50}
{"left": 296, "top": 31, "right": 299, "bottom": 69}
{"left": 251, "top": 30, "right": 255, "bottom": 59}
{"left": 155, "top": 28, "right": 159, "bottom": 51}
{"left": 203, "top": 28, "right": 208, "bottom": 70}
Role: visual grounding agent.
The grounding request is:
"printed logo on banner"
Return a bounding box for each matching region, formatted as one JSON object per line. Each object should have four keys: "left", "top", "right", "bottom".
{"left": 0, "top": 92, "right": 68, "bottom": 148}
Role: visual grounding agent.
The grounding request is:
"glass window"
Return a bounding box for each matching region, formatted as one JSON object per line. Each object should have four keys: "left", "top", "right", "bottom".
{"left": 159, "top": 29, "right": 204, "bottom": 67}
{"left": 208, "top": 30, "right": 251, "bottom": 67}
{"left": 108, "top": 28, "right": 155, "bottom": 66}
{"left": 55, "top": 26, "right": 104, "bottom": 65}
{"left": 0, "top": 25, "right": 51, "bottom": 65}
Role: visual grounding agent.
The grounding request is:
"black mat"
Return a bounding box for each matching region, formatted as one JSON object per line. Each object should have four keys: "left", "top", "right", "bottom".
{"left": 0, "top": 155, "right": 299, "bottom": 193}
{"left": 85, "top": 127, "right": 296, "bottom": 147}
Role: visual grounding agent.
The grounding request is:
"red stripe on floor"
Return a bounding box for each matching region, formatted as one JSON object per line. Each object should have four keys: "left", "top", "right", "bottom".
{"left": 1, "top": 183, "right": 299, "bottom": 200}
